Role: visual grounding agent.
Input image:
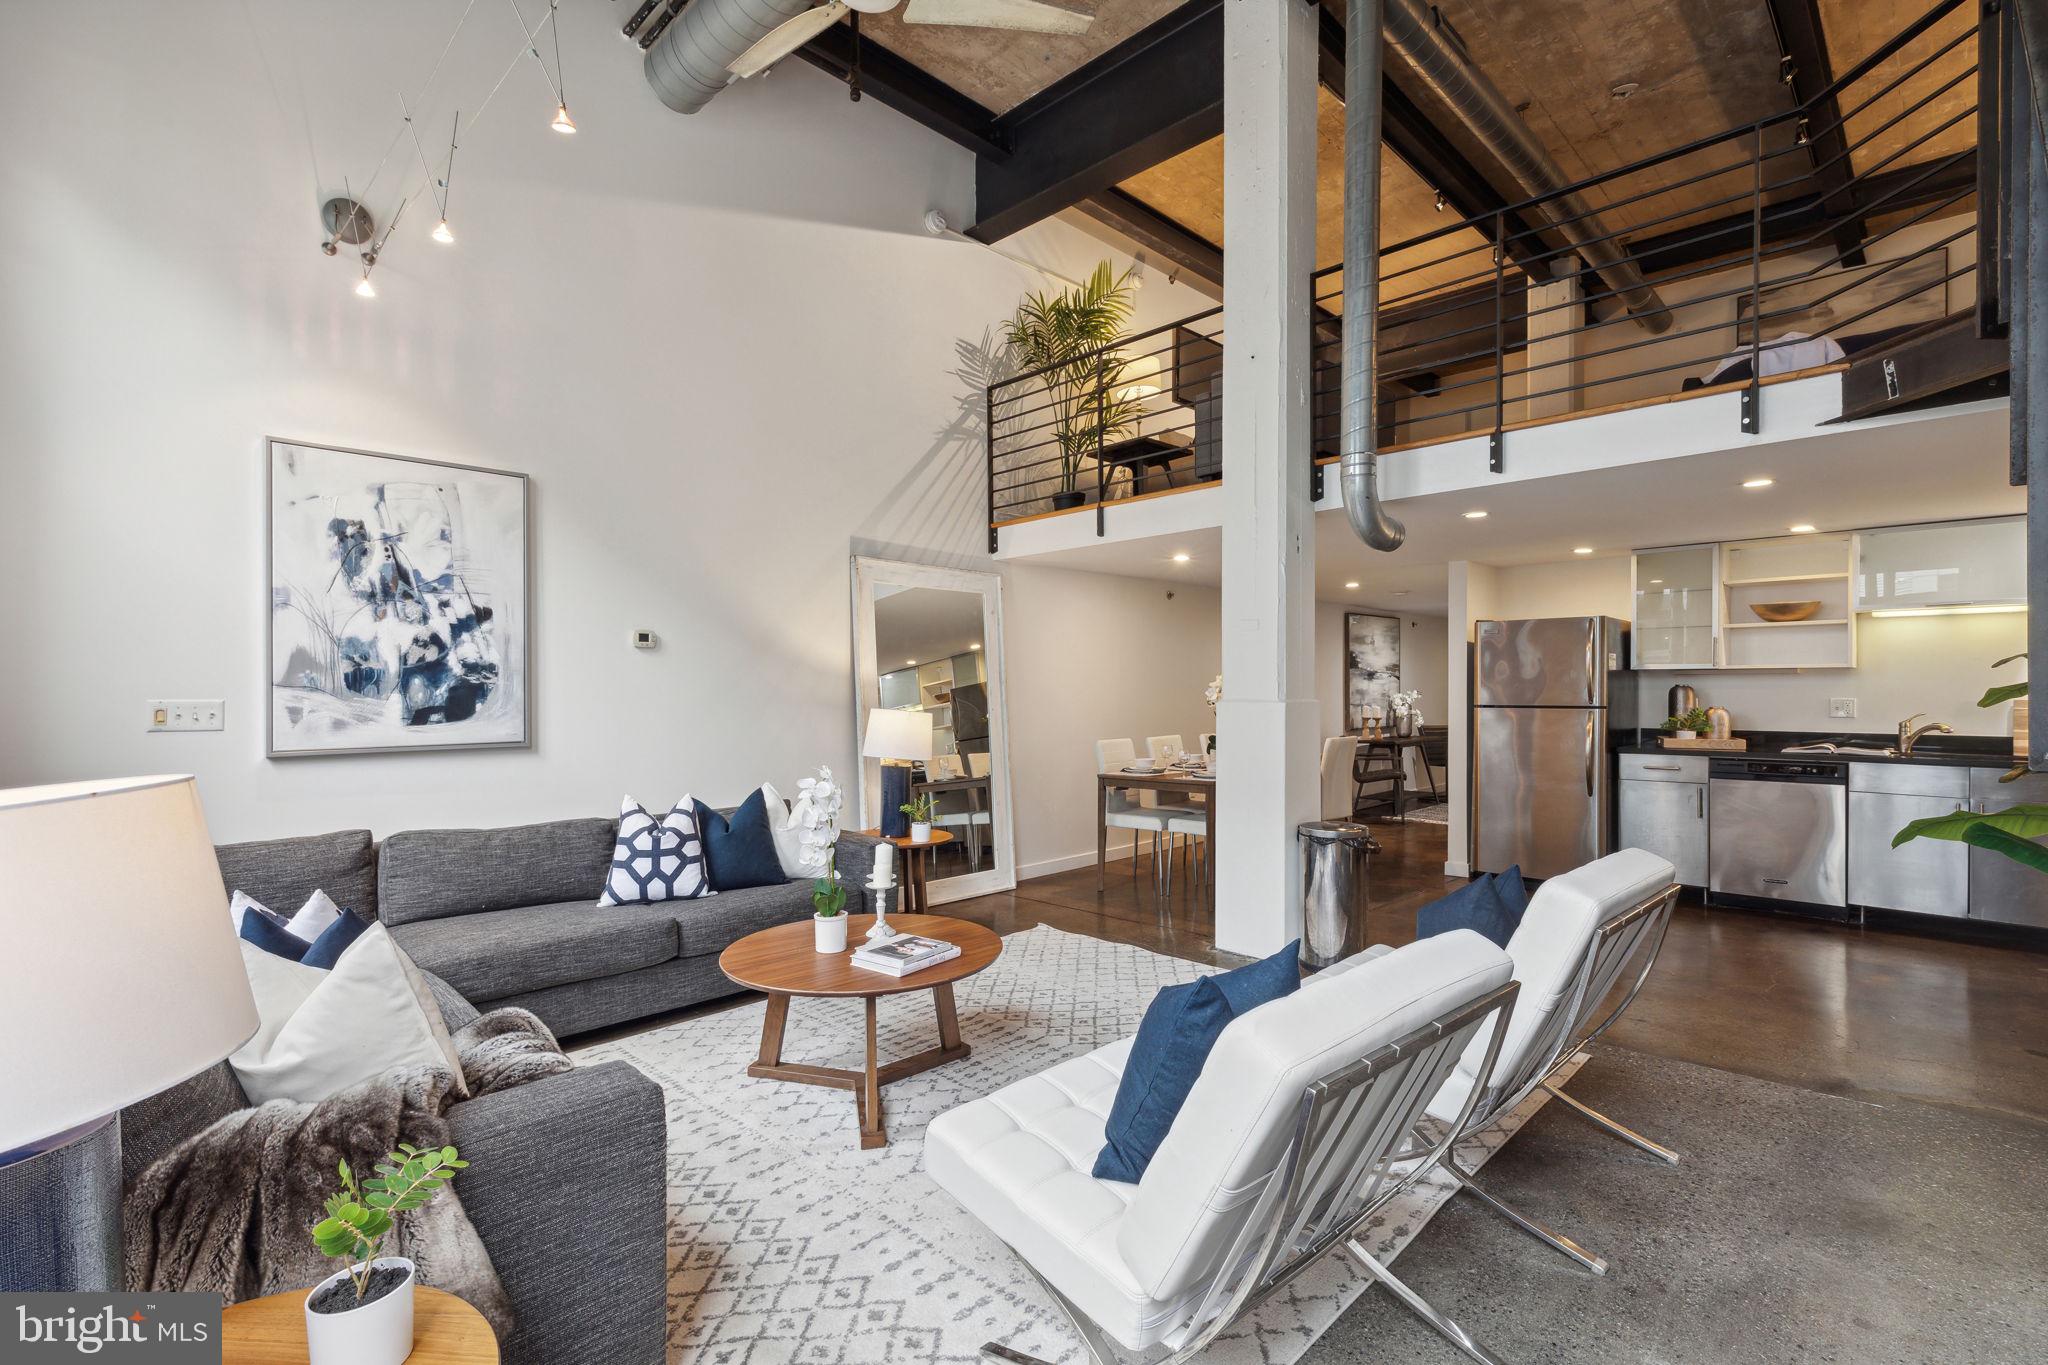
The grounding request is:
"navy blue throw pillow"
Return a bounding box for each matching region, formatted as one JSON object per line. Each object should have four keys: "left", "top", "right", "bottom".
{"left": 1211, "top": 939, "right": 1303, "bottom": 1014}
{"left": 695, "top": 791, "right": 788, "bottom": 891}
{"left": 1491, "top": 865, "right": 1530, "bottom": 932}
{"left": 239, "top": 906, "right": 310, "bottom": 962}
{"left": 300, "top": 909, "right": 372, "bottom": 970}
{"left": 1415, "top": 872, "right": 1525, "bottom": 949}
{"left": 1094, "top": 975, "right": 1235, "bottom": 1184}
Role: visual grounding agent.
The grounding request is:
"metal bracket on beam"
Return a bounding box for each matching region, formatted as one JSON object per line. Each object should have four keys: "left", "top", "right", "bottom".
{"left": 1311, "top": 463, "right": 1326, "bottom": 501}
{"left": 989, "top": 525, "right": 999, "bottom": 555}
{"left": 1741, "top": 381, "right": 1762, "bottom": 434}
{"left": 1488, "top": 430, "right": 1503, "bottom": 472}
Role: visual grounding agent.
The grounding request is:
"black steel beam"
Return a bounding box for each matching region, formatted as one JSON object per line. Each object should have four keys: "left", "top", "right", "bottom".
{"left": 1074, "top": 190, "right": 1224, "bottom": 293}
{"left": 1765, "top": 0, "right": 1867, "bottom": 265}
{"left": 1838, "top": 315, "right": 2007, "bottom": 420}
{"left": 2008, "top": 0, "right": 2046, "bottom": 771}
{"left": 969, "top": 0, "right": 1224, "bottom": 243}
{"left": 797, "top": 23, "right": 1009, "bottom": 162}
{"left": 1627, "top": 153, "right": 1977, "bottom": 277}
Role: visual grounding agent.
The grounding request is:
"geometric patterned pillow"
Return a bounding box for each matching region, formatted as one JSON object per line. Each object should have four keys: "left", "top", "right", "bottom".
{"left": 598, "top": 796, "right": 716, "bottom": 906}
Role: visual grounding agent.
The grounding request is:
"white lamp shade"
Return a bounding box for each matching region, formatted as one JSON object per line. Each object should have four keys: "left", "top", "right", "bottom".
{"left": 0, "top": 776, "right": 258, "bottom": 1151}
{"left": 862, "top": 708, "right": 934, "bottom": 762}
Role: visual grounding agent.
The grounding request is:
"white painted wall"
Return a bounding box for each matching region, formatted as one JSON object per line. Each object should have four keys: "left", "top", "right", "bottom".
{"left": 1445, "top": 561, "right": 1499, "bottom": 876}
{"left": 0, "top": 1, "right": 1211, "bottom": 848}
{"left": 1314, "top": 605, "right": 1449, "bottom": 794}
{"left": 1491, "top": 556, "right": 1634, "bottom": 621}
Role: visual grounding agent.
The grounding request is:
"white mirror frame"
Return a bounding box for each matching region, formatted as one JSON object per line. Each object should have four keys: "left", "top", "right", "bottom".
{"left": 851, "top": 556, "right": 1016, "bottom": 904}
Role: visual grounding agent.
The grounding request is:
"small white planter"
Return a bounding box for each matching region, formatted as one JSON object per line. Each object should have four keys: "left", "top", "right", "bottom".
{"left": 304, "top": 1257, "right": 414, "bottom": 1365}
{"left": 1674, "top": 730, "right": 1697, "bottom": 740}
{"left": 910, "top": 822, "right": 932, "bottom": 844}
{"left": 814, "top": 913, "right": 848, "bottom": 953}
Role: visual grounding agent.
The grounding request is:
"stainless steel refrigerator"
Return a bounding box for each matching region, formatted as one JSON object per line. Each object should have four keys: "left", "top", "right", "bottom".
{"left": 1472, "top": 616, "right": 1635, "bottom": 880}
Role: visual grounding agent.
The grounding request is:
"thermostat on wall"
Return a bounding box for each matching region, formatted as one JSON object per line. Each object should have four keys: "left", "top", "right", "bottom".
{"left": 632, "top": 630, "right": 658, "bottom": 650}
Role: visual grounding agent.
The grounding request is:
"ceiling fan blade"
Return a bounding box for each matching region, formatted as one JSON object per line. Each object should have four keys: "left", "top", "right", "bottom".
{"left": 900, "top": 0, "right": 1093, "bottom": 35}
{"left": 729, "top": 2, "right": 851, "bottom": 79}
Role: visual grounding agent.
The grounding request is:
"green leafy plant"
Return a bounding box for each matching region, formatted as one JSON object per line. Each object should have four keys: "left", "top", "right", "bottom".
{"left": 311, "top": 1144, "right": 468, "bottom": 1304}
{"left": 900, "top": 793, "right": 937, "bottom": 825}
{"left": 1660, "top": 706, "right": 1713, "bottom": 735}
{"left": 1894, "top": 652, "right": 2044, "bottom": 875}
{"left": 1003, "top": 262, "right": 1147, "bottom": 499}
{"left": 812, "top": 854, "right": 847, "bottom": 918}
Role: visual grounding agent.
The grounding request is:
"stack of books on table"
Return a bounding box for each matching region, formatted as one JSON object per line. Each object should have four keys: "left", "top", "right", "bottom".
{"left": 852, "top": 933, "right": 960, "bottom": 977}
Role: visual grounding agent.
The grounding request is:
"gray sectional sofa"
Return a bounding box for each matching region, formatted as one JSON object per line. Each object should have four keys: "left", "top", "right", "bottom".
{"left": 119, "top": 805, "right": 881, "bottom": 1365}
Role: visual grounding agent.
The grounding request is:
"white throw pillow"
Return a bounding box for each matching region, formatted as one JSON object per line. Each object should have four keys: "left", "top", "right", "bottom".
{"left": 227, "top": 887, "right": 345, "bottom": 944}
{"left": 760, "top": 782, "right": 811, "bottom": 879}
{"left": 229, "top": 923, "right": 468, "bottom": 1106}
{"left": 598, "top": 796, "right": 715, "bottom": 905}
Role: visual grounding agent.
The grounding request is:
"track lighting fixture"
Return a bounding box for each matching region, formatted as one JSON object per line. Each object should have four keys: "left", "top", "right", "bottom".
{"left": 355, "top": 274, "right": 377, "bottom": 299}
{"left": 432, "top": 218, "right": 455, "bottom": 244}
{"left": 1433, "top": 190, "right": 1447, "bottom": 213}
{"left": 551, "top": 102, "right": 577, "bottom": 133}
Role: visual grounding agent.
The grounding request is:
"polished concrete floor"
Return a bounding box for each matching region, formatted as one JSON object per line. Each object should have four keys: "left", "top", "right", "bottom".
{"left": 934, "top": 821, "right": 2048, "bottom": 1126}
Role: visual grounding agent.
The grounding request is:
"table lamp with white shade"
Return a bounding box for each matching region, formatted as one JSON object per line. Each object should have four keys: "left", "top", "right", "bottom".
{"left": 863, "top": 708, "right": 934, "bottom": 839}
{"left": 0, "top": 775, "right": 258, "bottom": 1292}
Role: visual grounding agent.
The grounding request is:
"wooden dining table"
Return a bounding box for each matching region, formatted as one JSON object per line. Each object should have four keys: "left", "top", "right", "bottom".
{"left": 1097, "top": 767, "right": 1214, "bottom": 889}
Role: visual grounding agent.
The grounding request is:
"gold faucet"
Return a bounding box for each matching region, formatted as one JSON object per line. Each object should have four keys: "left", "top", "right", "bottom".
{"left": 1897, "top": 713, "right": 1953, "bottom": 756}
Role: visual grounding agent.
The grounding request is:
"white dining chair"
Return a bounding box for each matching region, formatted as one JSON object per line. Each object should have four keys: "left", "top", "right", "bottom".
{"left": 1145, "top": 734, "right": 1186, "bottom": 763}
{"left": 1144, "top": 735, "right": 1207, "bottom": 886}
{"left": 1320, "top": 736, "right": 1359, "bottom": 820}
{"left": 1096, "top": 739, "right": 1172, "bottom": 890}
{"left": 966, "top": 751, "right": 991, "bottom": 778}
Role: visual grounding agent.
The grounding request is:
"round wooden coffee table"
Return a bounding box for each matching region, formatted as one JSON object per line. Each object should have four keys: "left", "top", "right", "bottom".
{"left": 221, "top": 1285, "right": 497, "bottom": 1363}
{"left": 719, "top": 913, "right": 1001, "bottom": 1150}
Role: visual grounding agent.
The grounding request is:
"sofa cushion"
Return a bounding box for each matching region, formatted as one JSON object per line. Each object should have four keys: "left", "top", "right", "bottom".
{"left": 926, "top": 1037, "right": 1203, "bottom": 1350}
{"left": 217, "top": 829, "right": 377, "bottom": 921}
{"left": 664, "top": 880, "right": 815, "bottom": 959}
{"left": 1415, "top": 870, "right": 1524, "bottom": 950}
{"left": 388, "top": 900, "right": 679, "bottom": 1002}
{"left": 1091, "top": 976, "right": 1234, "bottom": 1184}
{"left": 695, "top": 791, "right": 788, "bottom": 891}
{"left": 379, "top": 818, "right": 618, "bottom": 926}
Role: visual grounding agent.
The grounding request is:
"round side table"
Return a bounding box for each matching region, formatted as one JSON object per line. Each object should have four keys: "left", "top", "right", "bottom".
{"left": 221, "top": 1285, "right": 498, "bottom": 1364}
{"left": 857, "top": 828, "right": 955, "bottom": 914}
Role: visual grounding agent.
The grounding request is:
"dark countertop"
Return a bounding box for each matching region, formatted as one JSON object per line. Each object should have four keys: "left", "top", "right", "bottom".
{"left": 1616, "top": 730, "right": 2020, "bottom": 770}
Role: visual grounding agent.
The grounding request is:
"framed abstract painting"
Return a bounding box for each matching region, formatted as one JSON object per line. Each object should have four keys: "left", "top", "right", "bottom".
{"left": 1344, "top": 612, "right": 1401, "bottom": 733}
{"left": 267, "top": 438, "right": 531, "bottom": 757}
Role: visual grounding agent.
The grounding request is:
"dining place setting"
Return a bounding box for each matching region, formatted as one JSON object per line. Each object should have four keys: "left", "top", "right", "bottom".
{"left": 1095, "top": 734, "right": 1216, "bottom": 896}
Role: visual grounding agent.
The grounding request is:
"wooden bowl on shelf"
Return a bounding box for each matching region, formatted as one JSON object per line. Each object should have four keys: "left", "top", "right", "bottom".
{"left": 1750, "top": 600, "right": 1822, "bottom": 622}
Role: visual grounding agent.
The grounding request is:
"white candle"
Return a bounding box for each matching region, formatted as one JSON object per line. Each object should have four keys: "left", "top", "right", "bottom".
{"left": 874, "top": 841, "right": 894, "bottom": 877}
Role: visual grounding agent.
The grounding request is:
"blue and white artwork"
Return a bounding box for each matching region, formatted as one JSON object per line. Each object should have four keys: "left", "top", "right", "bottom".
{"left": 268, "top": 439, "right": 529, "bottom": 756}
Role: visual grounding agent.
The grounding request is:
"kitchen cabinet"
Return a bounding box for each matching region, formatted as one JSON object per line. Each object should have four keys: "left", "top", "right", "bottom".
{"left": 1847, "top": 764, "right": 1969, "bottom": 917}
{"left": 1719, "top": 533, "right": 1859, "bottom": 670}
{"left": 1618, "top": 754, "right": 1708, "bottom": 886}
{"left": 1631, "top": 545, "right": 1719, "bottom": 669}
{"left": 1857, "top": 517, "right": 2027, "bottom": 612}
{"left": 1970, "top": 766, "right": 2048, "bottom": 927}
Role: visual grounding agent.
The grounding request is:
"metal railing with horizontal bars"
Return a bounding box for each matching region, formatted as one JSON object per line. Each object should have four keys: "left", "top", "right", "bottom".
{"left": 985, "top": 0, "right": 1985, "bottom": 540}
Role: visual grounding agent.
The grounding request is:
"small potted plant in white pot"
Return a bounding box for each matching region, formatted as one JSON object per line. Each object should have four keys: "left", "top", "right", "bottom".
{"left": 900, "top": 792, "right": 936, "bottom": 844}
{"left": 793, "top": 767, "right": 849, "bottom": 953}
{"left": 305, "top": 1143, "right": 468, "bottom": 1365}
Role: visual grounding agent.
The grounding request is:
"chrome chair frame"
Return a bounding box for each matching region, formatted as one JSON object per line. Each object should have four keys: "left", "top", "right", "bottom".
{"left": 981, "top": 978, "right": 1522, "bottom": 1365}
{"left": 1421, "top": 881, "right": 1683, "bottom": 1276}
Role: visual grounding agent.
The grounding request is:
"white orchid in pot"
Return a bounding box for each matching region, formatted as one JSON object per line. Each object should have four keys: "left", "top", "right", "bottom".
{"left": 793, "top": 767, "right": 849, "bottom": 952}
{"left": 1390, "top": 689, "right": 1423, "bottom": 736}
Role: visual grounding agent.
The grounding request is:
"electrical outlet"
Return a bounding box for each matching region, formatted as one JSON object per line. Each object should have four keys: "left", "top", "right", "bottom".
{"left": 1829, "top": 697, "right": 1857, "bottom": 719}
{"left": 148, "top": 699, "right": 225, "bottom": 732}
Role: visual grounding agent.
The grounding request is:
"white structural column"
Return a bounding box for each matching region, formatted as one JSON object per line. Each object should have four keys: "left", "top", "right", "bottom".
{"left": 1215, "top": 0, "right": 1321, "bottom": 956}
{"left": 1444, "top": 559, "right": 1500, "bottom": 877}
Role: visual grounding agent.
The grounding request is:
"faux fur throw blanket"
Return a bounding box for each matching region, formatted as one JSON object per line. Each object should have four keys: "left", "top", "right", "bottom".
{"left": 124, "top": 1008, "right": 571, "bottom": 1335}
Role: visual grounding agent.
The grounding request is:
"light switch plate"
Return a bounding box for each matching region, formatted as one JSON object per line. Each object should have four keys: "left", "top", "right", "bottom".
{"left": 149, "top": 699, "right": 225, "bottom": 732}
{"left": 1829, "top": 697, "right": 1857, "bottom": 719}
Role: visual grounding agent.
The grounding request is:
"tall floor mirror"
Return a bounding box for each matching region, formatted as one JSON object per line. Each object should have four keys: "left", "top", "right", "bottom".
{"left": 852, "top": 557, "right": 1016, "bottom": 904}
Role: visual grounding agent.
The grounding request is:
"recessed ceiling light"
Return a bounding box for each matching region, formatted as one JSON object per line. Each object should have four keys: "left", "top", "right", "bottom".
{"left": 1171, "top": 552, "right": 1191, "bottom": 563}
{"left": 968, "top": 643, "right": 981, "bottom": 650}
{"left": 1344, "top": 581, "right": 1360, "bottom": 590}
{"left": 1573, "top": 546, "right": 1595, "bottom": 555}
{"left": 1649, "top": 578, "right": 1664, "bottom": 585}
{"left": 1462, "top": 510, "right": 1489, "bottom": 520}
{"left": 1742, "top": 477, "right": 1774, "bottom": 489}
{"left": 1393, "top": 590, "right": 1411, "bottom": 596}
{"left": 906, "top": 659, "right": 917, "bottom": 666}
{"left": 1789, "top": 524, "right": 1817, "bottom": 534}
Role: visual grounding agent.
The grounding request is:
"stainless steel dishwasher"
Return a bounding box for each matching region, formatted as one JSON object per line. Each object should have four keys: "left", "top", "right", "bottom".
{"left": 1709, "top": 757, "right": 1848, "bottom": 907}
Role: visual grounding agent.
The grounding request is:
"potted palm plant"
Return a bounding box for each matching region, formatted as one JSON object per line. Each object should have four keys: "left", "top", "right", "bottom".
{"left": 304, "top": 1143, "right": 467, "bottom": 1365}
{"left": 1003, "top": 262, "right": 1149, "bottom": 510}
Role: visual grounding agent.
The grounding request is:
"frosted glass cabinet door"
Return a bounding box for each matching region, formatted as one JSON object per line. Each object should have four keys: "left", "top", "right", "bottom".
{"left": 1857, "top": 517, "right": 2027, "bottom": 609}
{"left": 1633, "top": 545, "right": 1717, "bottom": 669}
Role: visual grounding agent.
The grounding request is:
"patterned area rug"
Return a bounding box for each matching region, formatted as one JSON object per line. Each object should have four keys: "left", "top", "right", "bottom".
{"left": 1400, "top": 802, "right": 1452, "bottom": 825}
{"left": 573, "top": 925, "right": 1576, "bottom": 1364}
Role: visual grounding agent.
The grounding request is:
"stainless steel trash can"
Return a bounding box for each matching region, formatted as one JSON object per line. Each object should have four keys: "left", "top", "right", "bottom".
{"left": 1298, "top": 820, "right": 1380, "bottom": 970}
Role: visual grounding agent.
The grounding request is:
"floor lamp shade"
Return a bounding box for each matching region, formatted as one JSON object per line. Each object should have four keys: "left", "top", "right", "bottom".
{"left": 0, "top": 776, "right": 258, "bottom": 1153}
{"left": 863, "top": 709, "right": 933, "bottom": 839}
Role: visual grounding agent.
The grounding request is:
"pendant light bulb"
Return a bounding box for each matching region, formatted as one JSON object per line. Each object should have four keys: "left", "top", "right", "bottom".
{"left": 432, "top": 217, "right": 454, "bottom": 244}
{"left": 355, "top": 274, "right": 376, "bottom": 299}
{"left": 551, "top": 102, "right": 577, "bottom": 134}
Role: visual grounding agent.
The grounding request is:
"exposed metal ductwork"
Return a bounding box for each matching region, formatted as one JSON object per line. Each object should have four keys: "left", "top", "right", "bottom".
{"left": 1381, "top": 0, "right": 1673, "bottom": 334}
{"left": 644, "top": 0, "right": 813, "bottom": 115}
{"left": 1340, "top": 0, "right": 1405, "bottom": 553}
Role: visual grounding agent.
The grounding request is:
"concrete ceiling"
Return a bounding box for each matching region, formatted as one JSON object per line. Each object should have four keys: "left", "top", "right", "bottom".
{"left": 1819, "top": 0, "right": 1977, "bottom": 177}
{"left": 858, "top": 0, "right": 1187, "bottom": 116}
{"left": 1007, "top": 401, "right": 2023, "bottom": 612}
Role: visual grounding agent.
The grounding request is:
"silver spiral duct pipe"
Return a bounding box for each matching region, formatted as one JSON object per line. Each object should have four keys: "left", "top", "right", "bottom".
{"left": 1382, "top": 0, "right": 1673, "bottom": 333}
{"left": 1341, "top": 0, "right": 1405, "bottom": 553}
{"left": 644, "top": 0, "right": 815, "bottom": 114}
